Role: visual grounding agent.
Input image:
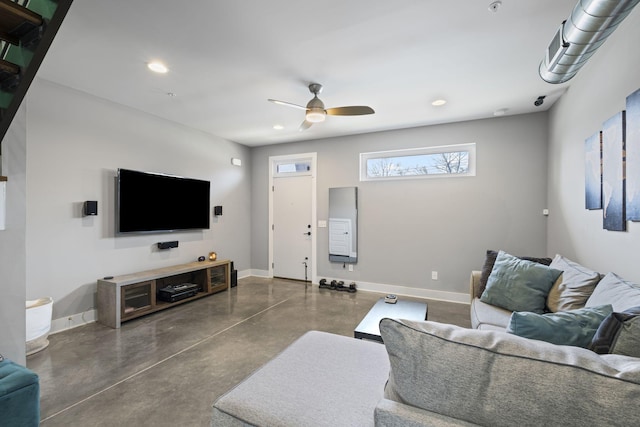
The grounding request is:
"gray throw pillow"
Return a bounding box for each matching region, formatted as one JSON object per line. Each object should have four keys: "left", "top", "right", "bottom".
{"left": 379, "top": 318, "right": 640, "bottom": 427}
{"left": 546, "top": 254, "right": 601, "bottom": 312}
{"left": 590, "top": 306, "right": 640, "bottom": 357}
{"left": 480, "top": 251, "right": 562, "bottom": 314}
{"left": 507, "top": 305, "right": 612, "bottom": 348}
{"left": 586, "top": 272, "right": 640, "bottom": 312}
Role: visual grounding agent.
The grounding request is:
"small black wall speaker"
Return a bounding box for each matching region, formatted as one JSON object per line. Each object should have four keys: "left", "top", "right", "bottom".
{"left": 214, "top": 205, "right": 223, "bottom": 216}
{"left": 157, "top": 241, "right": 179, "bottom": 250}
{"left": 83, "top": 201, "right": 98, "bottom": 216}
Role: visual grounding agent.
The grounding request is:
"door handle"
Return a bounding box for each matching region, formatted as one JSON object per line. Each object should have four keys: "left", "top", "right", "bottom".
{"left": 303, "top": 232, "right": 311, "bottom": 236}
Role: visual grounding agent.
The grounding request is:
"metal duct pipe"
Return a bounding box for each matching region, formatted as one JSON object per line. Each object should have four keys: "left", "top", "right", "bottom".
{"left": 539, "top": 0, "right": 640, "bottom": 84}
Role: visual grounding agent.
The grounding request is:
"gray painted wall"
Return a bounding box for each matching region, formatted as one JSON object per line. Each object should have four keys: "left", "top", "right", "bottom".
{"left": 24, "top": 78, "right": 252, "bottom": 324}
{"left": 252, "top": 112, "right": 550, "bottom": 295}
{"left": 547, "top": 9, "right": 640, "bottom": 281}
{"left": 0, "top": 106, "right": 27, "bottom": 364}
{"left": 1, "top": 5, "right": 633, "bottom": 358}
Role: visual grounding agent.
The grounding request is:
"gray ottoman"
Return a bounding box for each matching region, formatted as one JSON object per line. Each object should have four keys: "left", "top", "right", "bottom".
{"left": 211, "top": 331, "right": 389, "bottom": 426}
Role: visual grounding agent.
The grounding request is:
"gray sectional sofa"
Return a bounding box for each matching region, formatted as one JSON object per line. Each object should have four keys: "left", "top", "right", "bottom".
{"left": 212, "top": 253, "right": 640, "bottom": 426}
{"left": 471, "top": 253, "right": 640, "bottom": 332}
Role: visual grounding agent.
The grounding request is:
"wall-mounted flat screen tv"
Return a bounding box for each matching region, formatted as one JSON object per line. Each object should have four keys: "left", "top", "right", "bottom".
{"left": 117, "top": 168, "right": 211, "bottom": 233}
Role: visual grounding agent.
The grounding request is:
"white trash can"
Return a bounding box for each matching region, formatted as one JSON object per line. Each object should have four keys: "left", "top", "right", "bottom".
{"left": 26, "top": 297, "right": 53, "bottom": 356}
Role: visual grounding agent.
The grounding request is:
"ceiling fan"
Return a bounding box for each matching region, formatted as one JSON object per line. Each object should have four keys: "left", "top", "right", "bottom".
{"left": 268, "top": 83, "right": 375, "bottom": 131}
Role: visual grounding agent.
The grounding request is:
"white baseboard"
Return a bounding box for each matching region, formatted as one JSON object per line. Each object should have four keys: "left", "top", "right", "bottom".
{"left": 241, "top": 272, "right": 469, "bottom": 305}
{"left": 246, "top": 269, "right": 269, "bottom": 278}
{"left": 317, "top": 277, "right": 470, "bottom": 304}
{"left": 48, "top": 270, "right": 262, "bottom": 335}
{"left": 50, "top": 272, "right": 467, "bottom": 336}
{"left": 51, "top": 309, "right": 96, "bottom": 335}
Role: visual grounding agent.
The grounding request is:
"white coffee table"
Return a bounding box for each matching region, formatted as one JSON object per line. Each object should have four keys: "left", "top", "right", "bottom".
{"left": 354, "top": 298, "right": 428, "bottom": 343}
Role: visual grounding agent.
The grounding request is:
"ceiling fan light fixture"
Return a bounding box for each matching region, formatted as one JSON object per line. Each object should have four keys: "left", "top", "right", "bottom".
{"left": 305, "top": 109, "right": 326, "bottom": 123}
{"left": 147, "top": 61, "right": 168, "bottom": 74}
{"left": 269, "top": 83, "right": 374, "bottom": 130}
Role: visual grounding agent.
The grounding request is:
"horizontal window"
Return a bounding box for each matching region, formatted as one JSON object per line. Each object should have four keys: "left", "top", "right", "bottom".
{"left": 360, "top": 143, "right": 476, "bottom": 181}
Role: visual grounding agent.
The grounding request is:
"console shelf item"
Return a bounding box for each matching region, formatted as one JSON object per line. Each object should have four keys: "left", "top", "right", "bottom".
{"left": 97, "top": 259, "right": 230, "bottom": 328}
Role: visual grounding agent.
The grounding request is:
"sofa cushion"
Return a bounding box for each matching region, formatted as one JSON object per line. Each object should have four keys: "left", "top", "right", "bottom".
{"left": 379, "top": 318, "right": 640, "bottom": 427}
{"left": 546, "top": 255, "right": 601, "bottom": 312}
{"left": 470, "top": 297, "right": 512, "bottom": 330}
{"left": 374, "top": 399, "right": 477, "bottom": 427}
{"left": 211, "top": 331, "right": 389, "bottom": 427}
{"left": 476, "top": 249, "right": 552, "bottom": 298}
{"left": 590, "top": 306, "right": 640, "bottom": 357}
{"left": 480, "top": 251, "right": 562, "bottom": 314}
{"left": 506, "top": 305, "right": 612, "bottom": 348}
{"left": 586, "top": 272, "right": 640, "bottom": 312}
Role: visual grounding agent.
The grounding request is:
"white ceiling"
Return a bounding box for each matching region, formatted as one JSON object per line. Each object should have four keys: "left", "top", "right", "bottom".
{"left": 36, "top": 0, "right": 578, "bottom": 147}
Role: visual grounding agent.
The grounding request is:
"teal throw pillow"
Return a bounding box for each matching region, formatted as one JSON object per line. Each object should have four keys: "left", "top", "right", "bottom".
{"left": 507, "top": 305, "right": 613, "bottom": 348}
{"left": 480, "top": 250, "right": 562, "bottom": 313}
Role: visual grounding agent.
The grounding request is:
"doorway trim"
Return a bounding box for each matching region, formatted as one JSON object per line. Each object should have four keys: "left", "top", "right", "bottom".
{"left": 268, "top": 152, "right": 317, "bottom": 283}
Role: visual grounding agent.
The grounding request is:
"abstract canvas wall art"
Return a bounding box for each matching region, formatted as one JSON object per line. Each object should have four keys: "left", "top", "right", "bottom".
{"left": 602, "top": 111, "right": 626, "bottom": 231}
{"left": 585, "top": 131, "right": 602, "bottom": 210}
{"left": 626, "top": 88, "right": 640, "bottom": 220}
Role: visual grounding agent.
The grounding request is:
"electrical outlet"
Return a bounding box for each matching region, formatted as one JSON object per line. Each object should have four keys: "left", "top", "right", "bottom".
{"left": 431, "top": 271, "right": 438, "bottom": 280}
{"left": 348, "top": 264, "right": 354, "bottom": 272}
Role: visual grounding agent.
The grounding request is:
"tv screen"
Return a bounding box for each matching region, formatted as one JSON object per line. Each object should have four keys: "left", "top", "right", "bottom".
{"left": 117, "top": 168, "right": 211, "bottom": 233}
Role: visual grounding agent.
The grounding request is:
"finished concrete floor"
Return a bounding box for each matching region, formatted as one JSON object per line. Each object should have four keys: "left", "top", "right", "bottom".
{"left": 27, "top": 277, "right": 471, "bottom": 426}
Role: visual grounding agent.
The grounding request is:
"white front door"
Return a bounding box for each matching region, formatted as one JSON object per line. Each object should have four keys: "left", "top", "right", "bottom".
{"left": 273, "top": 175, "right": 312, "bottom": 281}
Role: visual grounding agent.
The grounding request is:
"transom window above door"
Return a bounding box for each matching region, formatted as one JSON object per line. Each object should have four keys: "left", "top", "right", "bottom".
{"left": 273, "top": 159, "right": 313, "bottom": 177}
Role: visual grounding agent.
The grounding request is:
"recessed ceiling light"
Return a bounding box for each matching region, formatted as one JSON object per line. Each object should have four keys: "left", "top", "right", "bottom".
{"left": 432, "top": 99, "right": 447, "bottom": 106}
{"left": 494, "top": 108, "right": 508, "bottom": 116}
{"left": 147, "top": 61, "right": 168, "bottom": 73}
{"left": 273, "top": 124, "right": 284, "bottom": 130}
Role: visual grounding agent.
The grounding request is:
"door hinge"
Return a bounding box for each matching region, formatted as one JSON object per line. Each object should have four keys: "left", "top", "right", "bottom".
{"left": 272, "top": 224, "right": 274, "bottom": 231}
{"left": 272, "top": 262, "right": 274, "bottom": 268}
{"left": 272, "top": 185, "right": 275, "bottom": 192}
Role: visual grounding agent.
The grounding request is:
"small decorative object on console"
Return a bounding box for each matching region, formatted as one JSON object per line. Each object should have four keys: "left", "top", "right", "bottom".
{"left": 198, "top": 256, "right": 205, "bottom": 262}
{"left": 209, "top": 251, "right": 217, "bottom": 261}
{"left": 385, "top": 294, "right": 398, "bottom": 304}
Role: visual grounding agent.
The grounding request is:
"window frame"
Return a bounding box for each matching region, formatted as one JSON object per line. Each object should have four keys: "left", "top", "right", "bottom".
{"left": 273, "top": 158, "right": 313, "bottom": 177}
{"left": 359, "top": 143, "right": 476, "bottom": 182}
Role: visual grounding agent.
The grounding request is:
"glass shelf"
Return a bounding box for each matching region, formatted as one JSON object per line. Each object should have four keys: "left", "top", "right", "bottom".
{"left": 122, "top": 281, "right": 152, "bottom": 316}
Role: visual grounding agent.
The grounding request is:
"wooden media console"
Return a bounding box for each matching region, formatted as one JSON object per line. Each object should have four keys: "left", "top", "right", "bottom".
{"left": 97, "top": 259, "right": 230, "bottom": 328}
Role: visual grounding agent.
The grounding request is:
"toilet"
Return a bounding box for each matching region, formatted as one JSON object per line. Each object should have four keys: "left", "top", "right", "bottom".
{"left": 25, "top": 297, "right": 53, "bottom": 356}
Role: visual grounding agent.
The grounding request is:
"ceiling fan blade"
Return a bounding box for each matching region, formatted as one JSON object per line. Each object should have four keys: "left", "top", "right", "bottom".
{"left": 268, "top": 99, "right": 308, "bottom": 111}
{"left": 299, "top": 120, "right": 313, "bottom": 131}
{"left": 326, "top": 106, "right": 375, "bottom": 116}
